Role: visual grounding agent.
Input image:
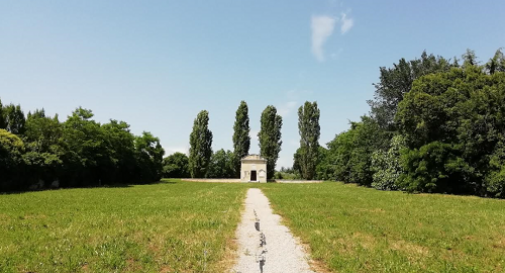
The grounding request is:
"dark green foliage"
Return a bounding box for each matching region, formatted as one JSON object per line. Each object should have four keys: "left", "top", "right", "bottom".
{"left": 315, "top": 146, "right": 332, "bottom": 180}
{"left": 162, "top": 152, "right": 190, "bottom": 178}
{"left": 207, "top": 149, "right": 235, "bottom": 178}
{"left": 324, "top": 48, "right": 505, "bottom": 199}
{"left": 485, "top": 141, "right": 505, "bottom": 198}
{"left": 258, "top": 106, "right": 282, "bottom": 179}
{"left": 0, "top": 129, "right": 25, "bottom": 190}
{"left": 0, "top": 104, "right": 165, "bottom": 192}
{"left": 293, "top": 146, "right": 330, "bottom": 180}
{"left": 326, "top": 116, "right": 387, "bottom": 186}
{"left": 232, "top": 101, "right": 250, "bottom": 177}
{"left": 21, "top": 110, "right": 65, "bottom": 187}
{"left": 134, "top": 132, "right": 165, "bottom": 183}
{"left": 61, "top": 108, "right": 107, "bottom": 187}
{"left": 189, "top": 110, "right": 213, "bottom": 178}
{"left": 368, "top": 51, "right": 455, "bottom": 130}
{"left": 396, "top": 66, "right": 505, "bottom": 195}
{"left": 297, "top": 101, "right": 320, "bottom": 180}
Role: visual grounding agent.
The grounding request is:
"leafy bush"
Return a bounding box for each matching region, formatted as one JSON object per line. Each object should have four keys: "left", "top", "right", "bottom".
{"left": 371, "top": 135, "right": 406, "bottom": 190}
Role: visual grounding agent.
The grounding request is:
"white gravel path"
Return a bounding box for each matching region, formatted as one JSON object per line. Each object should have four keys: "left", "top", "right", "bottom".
{"left": 231, "top": 188, "right": 316, "bottom": 273}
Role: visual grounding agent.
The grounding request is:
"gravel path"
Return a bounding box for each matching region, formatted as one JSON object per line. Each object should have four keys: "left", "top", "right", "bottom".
{"left": 231, "top": 188, "right": 316, "bottom": 273}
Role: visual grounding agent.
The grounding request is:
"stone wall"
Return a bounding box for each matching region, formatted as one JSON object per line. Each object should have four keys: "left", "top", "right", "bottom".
{"left": 179, "top": 179, "right": 323, "bottom": 184}
{"left": 181, "top": 179, "right": 243, "bottom": 183}
{"left": 273, "top": 180, "right": 323, "bottom": 183}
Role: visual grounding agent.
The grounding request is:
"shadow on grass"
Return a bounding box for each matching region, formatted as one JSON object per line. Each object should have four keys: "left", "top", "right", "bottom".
{"left": 0, "top": 180, "right": 178, "bottom": 195}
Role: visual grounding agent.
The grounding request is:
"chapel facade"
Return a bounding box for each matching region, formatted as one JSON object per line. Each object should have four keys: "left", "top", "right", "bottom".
{"left": 240, "top": 154, "right": 267, "bottom": 183}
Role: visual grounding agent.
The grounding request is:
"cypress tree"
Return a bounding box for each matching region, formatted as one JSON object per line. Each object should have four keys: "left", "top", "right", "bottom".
{"left": 232, "top": 101, "right": 250, "bottom": 177}
{"left": 189, "top": 110, "right": 213, "bottom": 178}
{"left": 298, "top": 101, "right": 320, "bottom": 180}
{"left": 258, "top": 106, "right": 282, "bottom": 179}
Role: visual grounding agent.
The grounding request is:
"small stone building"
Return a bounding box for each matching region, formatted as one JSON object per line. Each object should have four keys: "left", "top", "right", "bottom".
{"left": 240, "top": 155, "right": 267, "bottom": 183}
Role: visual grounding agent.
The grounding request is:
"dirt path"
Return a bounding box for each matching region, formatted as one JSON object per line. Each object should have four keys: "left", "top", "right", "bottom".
{"left": 231, "top": 188, "right": 316, "bottom": 273}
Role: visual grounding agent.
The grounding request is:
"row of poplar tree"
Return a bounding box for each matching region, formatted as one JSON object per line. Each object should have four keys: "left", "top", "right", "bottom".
{"left": 164, "top": 101, "right": 321, "bottom": 180}
{"left": 288, "top": 48, "right": 505, "bottom": 198}
{"left": 0, "top": 104, "right": 165, "bottom": 192}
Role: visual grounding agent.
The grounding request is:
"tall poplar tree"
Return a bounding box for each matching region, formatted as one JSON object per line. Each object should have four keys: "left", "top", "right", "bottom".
{"left": 232, "top": 101, "right": 250, "bottom": 176}
{"left": 298, "top": 101, "right": 320, "bottom": 180}
{"left": 189, "top": 110, "right": 213, "bottom": 178}
{"left": 258, "top": 106, "right": 282, "bottom": 179}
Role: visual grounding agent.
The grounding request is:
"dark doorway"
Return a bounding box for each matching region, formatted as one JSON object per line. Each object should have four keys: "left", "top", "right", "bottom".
{"left": 250, "top": 171, "right": 257, "bottom": 181}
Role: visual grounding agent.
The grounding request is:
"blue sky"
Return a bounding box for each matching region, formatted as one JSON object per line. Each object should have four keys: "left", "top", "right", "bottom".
{"left": 1, "top": 0, "right": 504, "bottom": 168}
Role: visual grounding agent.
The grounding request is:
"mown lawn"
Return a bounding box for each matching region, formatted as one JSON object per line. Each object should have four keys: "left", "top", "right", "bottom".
{"left": 2, "top": 180, "right": 504, "bottom": 273}
{"left": 258, "top": 182, "right": 505, "bottom": 273}
{"left": 0, "top": 180, "right": 248, "bottom": 273}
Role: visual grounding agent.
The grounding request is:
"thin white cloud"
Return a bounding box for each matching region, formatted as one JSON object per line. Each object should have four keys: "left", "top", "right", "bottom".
{"left": 277, "top": 101, "right": 298, "bottom": 118}
{"left": 311, "top": 15, "right": 336, "bottom": 62}
{"left": 340, "top": 12, "right": 354, "bottom": 34}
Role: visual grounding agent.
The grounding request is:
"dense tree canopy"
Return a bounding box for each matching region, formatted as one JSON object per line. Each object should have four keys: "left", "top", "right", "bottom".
{"left": 258, "top": 106, "right": 282, "bottom": 179}
{"left": 317, "top": 48, "right": 505, "bottom": 199}
{"left": 207, "top": 149, "right": 235, "bottom": 179}
{"left": 0, "top": 101, "right": 165, "bottom": 192}
{"left": 162, "top": 152, "right": 190, "bottom": 178}
{"left": 396, "top": 66, "right": 505, "bottom": 196}
{"left": 324, "top": 116, "right": 386, "bottom": 185}
{"left": 0, "top": 129, "right": 25, "bottom": 190}
{"left": 368, "top": 51, "right": 455, "bottom": 131}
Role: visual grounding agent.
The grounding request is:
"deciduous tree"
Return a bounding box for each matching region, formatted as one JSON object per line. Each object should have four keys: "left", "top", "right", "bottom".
{"left": 163, "top": 152, "right": 190, "bottom": 178}
{"left": 3, "top": 104, "right": 26, "bottom": 135}
{"left": 207, "top": 149, "right": 234, "bottom": 178}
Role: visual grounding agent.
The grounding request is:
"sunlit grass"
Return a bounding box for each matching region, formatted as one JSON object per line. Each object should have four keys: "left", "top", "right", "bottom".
{"left": 0, "top": 180, "right": 248, "bottom": 273}
{"left": 2, "top": 180, "right": 504, "bottom": 272}
{"left": 258, "top": 182, "right": 505, "bottom": 273}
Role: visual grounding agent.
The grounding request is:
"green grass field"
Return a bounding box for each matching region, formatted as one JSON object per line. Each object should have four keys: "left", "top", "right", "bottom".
{"left": 1, "top": 181, "right": 504, "bottom": 273}
{"left": 259, "top": 182, "right": 505, "bottom": 273}
{"left": 0, "top": 181, "right": 248, "bottom": 273}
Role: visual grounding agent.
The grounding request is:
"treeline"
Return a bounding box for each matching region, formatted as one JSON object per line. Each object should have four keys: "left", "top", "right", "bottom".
{"left": 304, "top": 49, "right": 505, "bottom": 198}
{"left": 163, "top": 149, "right": 235, "bottom": 179}
{"left": 0, "top": 104, "right": 164, "bottom": 192}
